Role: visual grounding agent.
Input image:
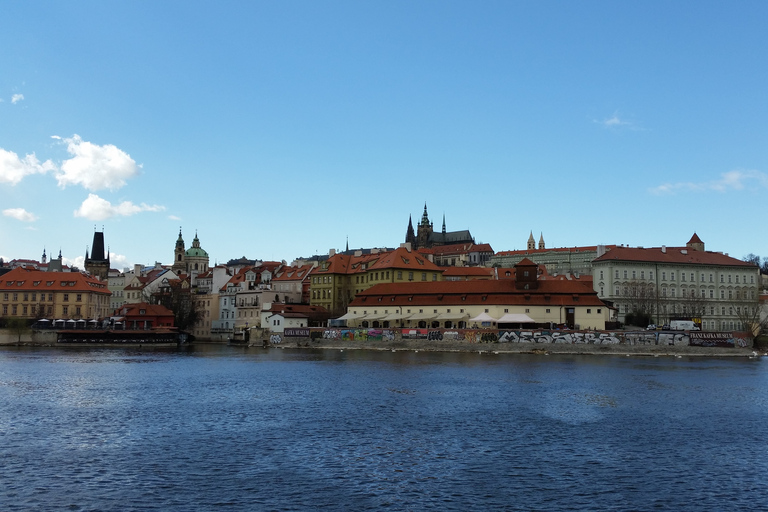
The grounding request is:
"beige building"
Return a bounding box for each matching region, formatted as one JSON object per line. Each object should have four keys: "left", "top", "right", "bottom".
{"left": 1, "top": 267, "right": 111, "bottom": 321}
{"left": 592, "top": 234, "right": 759, "bottom": 330}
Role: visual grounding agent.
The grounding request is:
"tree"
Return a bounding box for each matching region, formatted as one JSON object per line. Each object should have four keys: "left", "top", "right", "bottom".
{"left": 6, "top": 317, "right": 30, "bottom": 343}
{"left": 619, "top": 280, "right": 658, "bottom": 325}
{"left": 149, "top": 280, "right": 202, "bottom": 332}
{"left": 735, "top": 297, "right": 768, "bottom": 340}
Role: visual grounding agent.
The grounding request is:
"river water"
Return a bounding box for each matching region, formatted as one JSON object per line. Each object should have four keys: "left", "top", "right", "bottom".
{"left": 1, "top": 345, "right": 766, "bottom": 511}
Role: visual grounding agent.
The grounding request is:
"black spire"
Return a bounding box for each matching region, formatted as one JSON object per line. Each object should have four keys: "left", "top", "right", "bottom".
{"left": 406, "top": 215, "right": 416, "bottom": 245}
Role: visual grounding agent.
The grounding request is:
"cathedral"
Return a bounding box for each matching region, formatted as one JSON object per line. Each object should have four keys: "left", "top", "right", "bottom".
{"left": 172, "top": 229, "right": 210, "bottom": 275}
{"left": 405, "top": 204, "right": 474, "bottom": 250}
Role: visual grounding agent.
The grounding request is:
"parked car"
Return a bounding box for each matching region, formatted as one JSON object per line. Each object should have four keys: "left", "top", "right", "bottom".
{"left": 662, "top": 324, "right": 670, "bottom": 330}
{"left": 646, "top": 324, "right": 657, "bottom": 330}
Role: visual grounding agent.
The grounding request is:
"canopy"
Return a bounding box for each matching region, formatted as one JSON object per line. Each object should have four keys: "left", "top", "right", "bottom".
{"left": 497, "top": 313, "right": 535, "bottom": 324}
{"left": 469, "top": 312, "right": 497, "bottom": 322}
{"left": 335, "top": 312, "right": 363, "bottom": 321}
{"left": 362, "top": 313, "right": 386, "bottom": 321}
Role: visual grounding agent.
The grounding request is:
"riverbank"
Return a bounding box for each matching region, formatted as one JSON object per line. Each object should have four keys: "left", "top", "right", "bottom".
{"left": 257, "top": 338, "right": 764, "bottom": 357}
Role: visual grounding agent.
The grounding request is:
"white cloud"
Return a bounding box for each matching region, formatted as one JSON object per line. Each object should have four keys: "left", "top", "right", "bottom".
{"left": 63, "top": 255, "right": 85, "bottom": 270}
{"left": 11, "top": 93, "right": 24, "bottom": 104}
{"left": 73, "top": 193, "right": 165, "bottom": 221}
{"left": 3, "top": 207, "right": 38, "bottom": 222}
{"left": 53, "top": 134, "right": 141, "bottom": 191}
{"left": 650, "top": 170, "right": 768, "bottom": 195}
{"left": 168, "top": 214, "right": 181, "bottom": 221}
{"left": 0, "top": 148, "right": 56, "bottom": 185}
{"left": 594, "top": 111, "right": 638, "bottom": 129}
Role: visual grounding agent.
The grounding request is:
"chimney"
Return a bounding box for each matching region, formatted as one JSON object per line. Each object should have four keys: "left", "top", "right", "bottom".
{"left": 661, "top": 246, "right": 666, "bottom": 254}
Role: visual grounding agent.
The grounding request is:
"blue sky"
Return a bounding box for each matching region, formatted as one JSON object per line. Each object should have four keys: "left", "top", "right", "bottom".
{"left": 2, "top": 1, "right": 767, "bottom": 271}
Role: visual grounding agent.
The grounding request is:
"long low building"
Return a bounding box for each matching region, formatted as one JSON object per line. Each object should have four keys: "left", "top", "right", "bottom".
{"left": 342, "top": 259, "right": 611, "bottom": 330}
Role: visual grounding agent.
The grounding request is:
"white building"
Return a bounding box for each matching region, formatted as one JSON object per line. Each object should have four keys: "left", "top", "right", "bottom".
{"left": 592, "top": 234, "right": 759, "bottom": 330}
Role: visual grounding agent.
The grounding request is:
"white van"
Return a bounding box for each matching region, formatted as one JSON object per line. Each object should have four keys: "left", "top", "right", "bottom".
{"left": 670, "top": 320, "right": 699, "bottom": 331}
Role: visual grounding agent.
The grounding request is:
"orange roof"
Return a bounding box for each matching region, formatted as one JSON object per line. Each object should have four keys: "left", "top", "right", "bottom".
{"left": 368, "top": 246, "right": 442, "bottom": 272}
{"left": 350, "top": 279, "right": 606, "bottom": 308}
{"left": 273, "top": 264, "right": 314, "bottom": 282}
{"left": 593, "top": 246, "right": 755, "bottom": 267}
{"left": 0, "top": 267, "right": 110, "bottom": 295}
{"left": 688, "top": 233, "right": 704, "bottom": 244}
{"left": 442, "top": 267, "right": 496, "bottom": 278}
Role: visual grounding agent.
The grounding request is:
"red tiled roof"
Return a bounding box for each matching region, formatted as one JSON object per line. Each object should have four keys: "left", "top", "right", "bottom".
{"left": 688, "top": 233, "right": 704, "bottom": 244}
{"left": 442, "top": 267, "right": 496, "bottom": 278}
{"left": 368, "top": 247, "right": 442, "bottom": 272}
{"left": 0, "top": 267, "right": 110, "bottom": 294}
{"left": 350, "top": 279, "right": 606, "bottom": 308}
{"left": 593, "top": 246, "right": 755, "bottom": 267}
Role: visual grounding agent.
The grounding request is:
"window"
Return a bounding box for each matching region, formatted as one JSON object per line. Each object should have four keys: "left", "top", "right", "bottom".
{"left": 623, "top": 270, "right": 628, "bottom": 279}
{"left": 600, "top": 271, "right": 604, "bottom": 279}
{"left": 62, "top": 306, "right": 68, "bottom": 315}
{"left": 546, "top": 308, "right": 551, "bottom": 313}
{"left": 671, "top": 272, "right": 675, "bottom": 281}
{"left": 421, "top": 273, "right": 426, "bottom": 281}
{"left": 662, "top": 272, "right": 666, "bottom": 281}
{"left": 587, "top": 309, "right": 592, "bottom": 314}
{"left": 525, "top": 308, "right": 530, "bottom": 313}
{"left": 408, "top": 272, "right": 413, "bottom": 281}
{"left": 709, "top": 290, "right": 714, "bottom": 298}
{"left": 615, "top": 270, "right": 619, "bottom": 278}
{"left": 397, "top": 271, "right": 402, "bottom": 280}
{"left": 76, "top": 294, "right": 82, "bottom": 302}
{"left": 640, "top": 271, "right": 645, "bottom": 279}
{"left": 681, "top": 273, "right": 686, "bottom": 282}
{"left": 597, "top": 309, "right": 602, "bottom": 314}
{"left": 504, "top": 309, "right": 509, "bottom": 313}
{"left": 63, "top": 293, "right": 69, "bottom": 302}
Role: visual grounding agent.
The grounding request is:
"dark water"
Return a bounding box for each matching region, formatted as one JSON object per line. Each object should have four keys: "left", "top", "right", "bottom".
{"left": 1, "top": 345, "right": 766, "bottom": 511}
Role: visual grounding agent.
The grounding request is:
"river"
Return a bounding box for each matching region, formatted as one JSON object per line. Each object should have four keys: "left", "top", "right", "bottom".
{"left": 1, "top": 344, "right": 766, "bottom": 511}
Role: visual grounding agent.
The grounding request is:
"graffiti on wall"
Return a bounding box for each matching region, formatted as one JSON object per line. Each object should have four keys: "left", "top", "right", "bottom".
{"left": 305, "top": 328, "right": 741, "bottom": 348}
{"left": 269, "top": 334, "right": 282, "bottom": 345}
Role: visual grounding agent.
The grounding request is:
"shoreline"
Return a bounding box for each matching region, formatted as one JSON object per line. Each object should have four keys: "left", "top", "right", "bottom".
{"left": 254, "top": 338, "right": 765, "bottom": 358}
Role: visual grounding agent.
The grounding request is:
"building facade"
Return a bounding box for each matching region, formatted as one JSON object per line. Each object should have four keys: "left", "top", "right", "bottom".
{"left": 0, "top": 267, "right": 112, "bottom": 321}
{"left": 592, "top": 234, "right": 759, "bottom": 330}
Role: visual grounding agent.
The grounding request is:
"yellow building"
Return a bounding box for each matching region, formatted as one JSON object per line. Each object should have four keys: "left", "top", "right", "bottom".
{"left": 310, "top": 246, "right": 444, "bottom": 317}
{"left": 0, "top": 267, "right": 112, "bottom": 321}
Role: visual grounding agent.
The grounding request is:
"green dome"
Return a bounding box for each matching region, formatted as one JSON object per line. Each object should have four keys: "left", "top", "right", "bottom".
{"left": 186, "top": 247, "right": 208, "bottom": 257}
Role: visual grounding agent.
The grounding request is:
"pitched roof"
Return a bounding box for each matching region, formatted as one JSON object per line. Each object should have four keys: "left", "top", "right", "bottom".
{"left": 0, "top": 267, "right": 110, "bottom": 295}
{"left": 593, "top": 246, "right": 755, "bottom": 267}
{"left": 350, "top": 279, "right": 606, "bottom": 308}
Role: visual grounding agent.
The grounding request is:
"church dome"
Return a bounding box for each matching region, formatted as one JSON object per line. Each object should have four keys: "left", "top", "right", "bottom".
{"left": 186, "top": 247, "right": 208, "bottom": 257}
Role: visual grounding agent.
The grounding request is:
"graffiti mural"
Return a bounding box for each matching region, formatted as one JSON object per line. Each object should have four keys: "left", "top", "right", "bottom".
{"left": 269, "top": 334, "right": 282, "bottom": 345}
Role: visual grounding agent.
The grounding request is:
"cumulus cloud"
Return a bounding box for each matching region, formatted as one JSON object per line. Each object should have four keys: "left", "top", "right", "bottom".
{"left": 0, "top": 148, "right": 56, "bottom": 185}
{"left": 3, "top": 208, "right": 38, "bottom": 222}
{"left": 168, "top": 214, "right": 181, "bottom": 221}
{"left": 73, "top": 193, "right": 165, "bottom": 221}
{"left": 53, "top": 134, "right": 141, "bottom": 191}
{"left": 11, "top": 93, "right": 24, "bottom": 104}
{"left": 650, "top": 170, "right": 768, "bottom": 195}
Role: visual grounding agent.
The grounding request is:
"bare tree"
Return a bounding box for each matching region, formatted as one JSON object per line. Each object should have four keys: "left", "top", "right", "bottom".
{"left": 619, "top": 280, "right": 658, "bottom": 325}
{"left": 735, "top": 297, "right": 768, "bottom": 341}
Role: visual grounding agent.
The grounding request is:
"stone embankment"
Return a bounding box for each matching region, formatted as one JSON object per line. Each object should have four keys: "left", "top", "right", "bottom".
{"left": 262, "top": 337, "right": 762, "bottom": 357}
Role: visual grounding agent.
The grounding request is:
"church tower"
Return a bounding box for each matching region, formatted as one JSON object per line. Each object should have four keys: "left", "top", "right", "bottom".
{"left": 173, "top": 228, "right": 186, "bottom": 273}
{"left": 416, "top": 203, "right": 433, "bottom": 250}
{"left": 527, "top": 231, "right": 535, "bottom": 251}
{"left": 84, "top": 230, "right": 110, "bottom": 280}
{"left": 686, "top": 233, "right": 705, "bottom": 252}
{"left": 405, "top": 215, "right": 416, "bottom": 247}
{"left": 538, "top": 233, "right": 545, "bottom": 250}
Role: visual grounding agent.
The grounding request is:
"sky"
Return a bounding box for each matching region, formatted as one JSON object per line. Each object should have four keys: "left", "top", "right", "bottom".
{"left": 1, "top": 1, "right": 767, "bottom": 271}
